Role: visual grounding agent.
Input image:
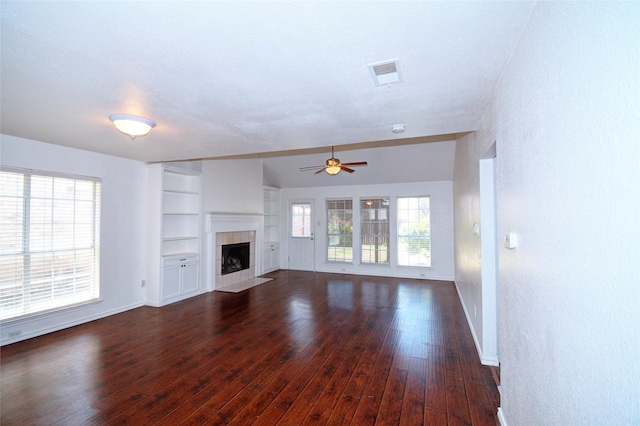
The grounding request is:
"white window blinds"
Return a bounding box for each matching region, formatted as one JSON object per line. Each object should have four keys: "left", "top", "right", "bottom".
{"left": 326, "top": 199, "right": 353, "bottom": 262}
{"left": 397, "top": 196, "right": 431, "bottom": 267}
{"left": 0, "top": 167, "right": 101, "bottom": 321}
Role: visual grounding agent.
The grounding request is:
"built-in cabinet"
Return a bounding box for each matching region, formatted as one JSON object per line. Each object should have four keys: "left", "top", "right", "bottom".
{"left": 263, "top": 186, "right": 280, "bottom": 273}
{"left": 161, "top": 255, "right": 199, "bottom": 300}
{"left": 147, "top": 164, "right": 201, "bottom": 307}
{"left": 263, "top": 242, "right": 279, "bottom": 273}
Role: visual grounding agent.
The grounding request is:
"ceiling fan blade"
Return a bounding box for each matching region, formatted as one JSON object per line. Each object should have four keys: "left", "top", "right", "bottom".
{"left": 299, "top": 165, "right": 326, "bottom": 171}
{"left": 300, "top": 146, "right": 366, "bottom": 176}
{"left": 340, "top": 161, "right": 368, "bottom": 167}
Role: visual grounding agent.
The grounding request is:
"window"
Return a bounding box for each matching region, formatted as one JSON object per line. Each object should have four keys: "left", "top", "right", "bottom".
{"left": 326, "top": 199, "right": 353, "bottom": 262}
{"left": 291, "top": 202, "right": 311, "bottom": 237}
{"left": 0, "top": 167, "right": 101, "bottom": 320}
{"left": 360, "top": 198, "right": 389, "bottom": 264}
{"left": 397, "top": 196, "right": 431, "bottom": 267}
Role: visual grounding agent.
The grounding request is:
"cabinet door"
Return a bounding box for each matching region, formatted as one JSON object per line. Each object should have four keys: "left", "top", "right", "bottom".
{"left": 263, "top": 243, "right": 279, "bottom": 272}
{"left": 181, "top": 261, "right": 199, "bottom": 294}
{"left": 162, "top": 264, "right": 181, "bottom": 300}
{"left": 272, "top": 244, "right": 280, "bottom": 269}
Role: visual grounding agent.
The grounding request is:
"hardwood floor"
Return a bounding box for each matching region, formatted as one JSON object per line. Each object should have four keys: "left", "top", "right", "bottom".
{"left": 1, "top": 271, "right": 499, "bottom": 425}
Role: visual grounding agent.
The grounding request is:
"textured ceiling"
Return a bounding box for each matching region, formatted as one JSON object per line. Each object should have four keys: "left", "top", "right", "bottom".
{"left": 0, "top": 1, "right": 534, "bottom": 163}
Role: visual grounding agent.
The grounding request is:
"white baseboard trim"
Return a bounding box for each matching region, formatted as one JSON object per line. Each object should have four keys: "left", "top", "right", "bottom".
{"left": 1, "top": 302, "right": 144, "bottom": 346}
{"left": 311, "top": 266, "right": 454, "bottom": 282}
{"left": 454, "top": 281, "right": 484, "bottom": 358}
{"left": 453, "top": 280, "right": 500, "bottom": 367}
{"left": 497, "top": 407, "right": 508, "bottom": 426}
{"left": 482, "top": 354, "right": 500, "bottom": 367}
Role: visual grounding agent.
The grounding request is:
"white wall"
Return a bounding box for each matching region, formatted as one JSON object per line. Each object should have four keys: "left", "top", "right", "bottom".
{"left": 201, "top": 159, "right": 263, "bottom": 214}
{"left": 0, "top": 135, "right": 147, "bottom": 345}
{"left": 281, "top": 181, "right": 455, "bottom": 281}
{"left": 453, "top": 111, "right": 497, "bottom": 364}
{"left": 263, "top": 141, "right": 456, "bottom": 188}
{"left": 455, "top": 2, "right": 640, "bottom": 424}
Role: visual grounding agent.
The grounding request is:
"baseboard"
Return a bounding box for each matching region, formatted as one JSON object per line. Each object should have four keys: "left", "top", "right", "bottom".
{"left": 1, "top": 302, "right": 144, "bottom": 346}
{"left": 313, "top": 266, "right": 454, "bottom": 282}
{"left": 453, "top": 281, "right": 484, "bottom": 358}
{"left": 453, "top": 280, "right": 500, "bottom": 367}
{"left": 497, "top": 407, "right": 508, "bottom": 426}
{"left": 145, "top": 289, "right": 200, "bottom": 308}
{"left": 482, "top": 354, "right": 500, "bottom": 367}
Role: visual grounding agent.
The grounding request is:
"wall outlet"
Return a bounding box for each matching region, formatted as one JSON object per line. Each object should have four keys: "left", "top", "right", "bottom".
{"left": 141, "top": 280, "right": 146, "bottom": 287}
{"left": 8, "top": 330, "right": 21, "bottom": 338}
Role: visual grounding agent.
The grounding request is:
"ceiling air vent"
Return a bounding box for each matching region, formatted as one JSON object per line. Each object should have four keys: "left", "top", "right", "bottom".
{"left": 368, "top": 59, "right": 403, "bottom": 86}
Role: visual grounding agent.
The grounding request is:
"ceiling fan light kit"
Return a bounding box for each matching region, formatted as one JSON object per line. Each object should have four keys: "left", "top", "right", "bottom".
{"left": 300, "top": 146, "right": 368, "bottom": 176}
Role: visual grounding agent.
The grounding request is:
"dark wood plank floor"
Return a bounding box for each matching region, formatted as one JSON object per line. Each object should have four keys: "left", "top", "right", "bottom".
{"left": 0, "top": 271, "right": 499, "bottom": 425}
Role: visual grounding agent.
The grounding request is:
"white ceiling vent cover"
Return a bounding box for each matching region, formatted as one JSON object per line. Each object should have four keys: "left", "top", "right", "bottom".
{"left": 368, "top": 59, "right": 403, "bottom": 86}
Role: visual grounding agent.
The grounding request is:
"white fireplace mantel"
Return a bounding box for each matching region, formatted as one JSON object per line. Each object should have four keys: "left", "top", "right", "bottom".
{"left": 204, "top": 212, "right": 264, "bottom": 291}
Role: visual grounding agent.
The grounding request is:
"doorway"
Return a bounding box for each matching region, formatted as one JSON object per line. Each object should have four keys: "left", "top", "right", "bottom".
{"left": 480, "top": 143, "right": 499, "bottom": 366}
{"left": 288, "top": 201, "right": 315, "bottom": 271}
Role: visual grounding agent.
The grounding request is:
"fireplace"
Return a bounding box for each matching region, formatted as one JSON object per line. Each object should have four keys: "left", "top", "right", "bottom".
{"left": 222, "top": 242, "right": 250, "bottom": 275}
{"left": 213, "top": 229, "right": 257, "bottom": 289}
{"left": 205, "top": 213, "right": 263, "bottom": 291}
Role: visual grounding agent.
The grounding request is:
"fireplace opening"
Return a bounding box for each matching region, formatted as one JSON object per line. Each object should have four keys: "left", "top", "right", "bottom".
{"left": 221, "top": 242, "right": 250, "bottom": 275}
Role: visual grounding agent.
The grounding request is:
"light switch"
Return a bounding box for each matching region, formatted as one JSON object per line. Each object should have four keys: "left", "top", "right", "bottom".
{"left": 504, "top": 233, "right": 517, "bottom": 249}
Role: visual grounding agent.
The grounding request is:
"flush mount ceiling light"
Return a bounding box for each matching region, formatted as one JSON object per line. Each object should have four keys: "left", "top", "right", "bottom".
{"left": 368, "top": 59, "right": 403, "bottom": 86}
{"left": 109, "top": 114, "right": 156, "bottom": 140}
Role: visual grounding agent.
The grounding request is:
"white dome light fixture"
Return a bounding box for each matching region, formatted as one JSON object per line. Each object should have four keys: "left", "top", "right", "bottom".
{"left": 325, "top": 159, "right": 342, "bottom": 175}
{"left": 391, "top": 123, "right": 405, "bottom": 134}
{"left": 109, "top": 114, "right": 156, "bottom": 140}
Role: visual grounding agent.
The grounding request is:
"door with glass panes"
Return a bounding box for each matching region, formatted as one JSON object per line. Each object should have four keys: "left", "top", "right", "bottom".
{"left": 288, "top": 201, "right": 315, "bottom": 270}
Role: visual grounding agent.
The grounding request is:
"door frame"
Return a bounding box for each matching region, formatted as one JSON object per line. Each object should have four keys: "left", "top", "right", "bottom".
{"left": 479, "top": 143, "right": 499, "bottom": 366}
{"left": 288, "top": 199, "right": 315, "bottom": 271}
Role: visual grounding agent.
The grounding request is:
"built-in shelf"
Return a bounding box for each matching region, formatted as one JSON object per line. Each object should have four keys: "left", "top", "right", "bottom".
{"left": 263, "top": 186, "right": 280, "bottom": 273}
{"left": 162, "top": 252, "right": 199, "bottom": 258}
{"left": 264, "top": 186, "right": 280, "bottom": 243}
{"left": 163, "top": 189, "right": 199, "bottom": 195}
{"left": 162, "top": 236, "right": 199, "bottom": 242}
{"left": 148, "top": 164, "right": 202, "bottom": 307}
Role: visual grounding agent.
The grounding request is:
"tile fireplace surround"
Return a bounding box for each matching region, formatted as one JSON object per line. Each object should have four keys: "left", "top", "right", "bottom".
{"left": 205, "top": 213, "right": 263, "bottom": 291}
{"left": 216, "top": 231, "right": 255, "bottom": 287}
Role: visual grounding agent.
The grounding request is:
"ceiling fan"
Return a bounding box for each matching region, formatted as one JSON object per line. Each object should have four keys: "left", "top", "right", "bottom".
{"left": 299, "top": 146, "right": 368, "bottom": 175}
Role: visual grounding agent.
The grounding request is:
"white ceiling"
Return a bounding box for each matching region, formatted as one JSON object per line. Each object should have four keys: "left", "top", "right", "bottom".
{"left": 0, "top": 1, "right": 534, "bottom": 163}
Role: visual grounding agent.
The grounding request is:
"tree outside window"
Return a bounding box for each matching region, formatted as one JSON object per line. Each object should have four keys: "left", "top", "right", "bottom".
{"left": 397, "top": 196, "right": 431, "bottom": 267}
{"left": 327, "top": 199, "right": 353, "bottom": 262}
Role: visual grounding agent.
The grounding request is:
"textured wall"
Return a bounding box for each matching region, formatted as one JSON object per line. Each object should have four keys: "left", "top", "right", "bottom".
{"left": 453, "top": 104, "right": 498, "bottom": 362}
{"left": 0, "top": 135, "right": 148, "bottom": 345}
{"left": 201, "top": 158, "right": 263, "bottom": 214}
{"left": 489, "top": 2, "right": 639, "bottom": 424}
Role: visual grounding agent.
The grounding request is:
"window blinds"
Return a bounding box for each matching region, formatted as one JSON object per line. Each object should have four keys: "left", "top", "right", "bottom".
{"left": 0, "top": 167, "right": 101, "bottom": 321}
{"left": 397, "top": 196, "right": 431, "bottom": 267}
